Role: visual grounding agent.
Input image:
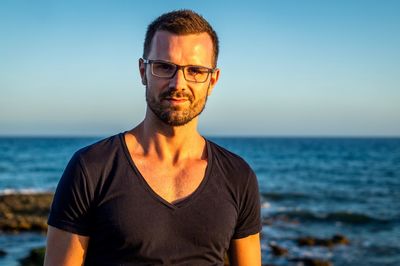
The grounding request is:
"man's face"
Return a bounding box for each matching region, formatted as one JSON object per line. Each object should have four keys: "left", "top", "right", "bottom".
{"left": 140, "top": 31, "right": 219, "bottom": 126}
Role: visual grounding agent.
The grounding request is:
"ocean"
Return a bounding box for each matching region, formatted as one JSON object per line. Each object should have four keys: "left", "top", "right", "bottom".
{"left": 0, "top": 136, "right": 399, "bottom": 265}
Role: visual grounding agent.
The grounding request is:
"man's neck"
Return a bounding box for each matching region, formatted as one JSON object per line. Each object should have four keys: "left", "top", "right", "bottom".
{"left": 127, "top": 115, "right": 205, "bottom": 164}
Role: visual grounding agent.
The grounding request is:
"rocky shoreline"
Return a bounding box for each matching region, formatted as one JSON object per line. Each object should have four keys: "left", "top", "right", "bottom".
{"left": 0, "top": 193, "right": 349, "bottom": 265}
{"left": 0, "top": 193, "right": 52, "bottom": 233}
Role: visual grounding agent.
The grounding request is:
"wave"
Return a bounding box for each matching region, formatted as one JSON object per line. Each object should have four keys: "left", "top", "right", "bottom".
{"left": 260, "top": 191, "right": 381, "bottom": 204}
{"left": 25, "top": 166, "right": 61, "bottom": 173}
{"left": 270, "top": 210, "right": 392, "bottom": 225}
{"left": 261, "top": 192, "right": 310, "bottom": 201}
{"left": 0, "top": 188, "right": 54, "bottom": 195}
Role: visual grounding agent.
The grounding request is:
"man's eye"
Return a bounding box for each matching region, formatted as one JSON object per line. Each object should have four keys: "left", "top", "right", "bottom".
{"left": 187, "top": 67, "right": 207, "bottom": 75}
{"left": 154, "top": 63, "right": 174, "bottom": 72}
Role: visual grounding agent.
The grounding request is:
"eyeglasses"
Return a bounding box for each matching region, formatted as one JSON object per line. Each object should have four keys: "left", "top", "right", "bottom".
{"left": 142, "top": 59, "right": 216, "bottom": 83}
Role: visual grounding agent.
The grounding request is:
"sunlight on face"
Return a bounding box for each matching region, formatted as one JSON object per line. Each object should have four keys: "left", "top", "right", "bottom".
{"left": 144, "top": 31, "right": 217, "bottom": 126}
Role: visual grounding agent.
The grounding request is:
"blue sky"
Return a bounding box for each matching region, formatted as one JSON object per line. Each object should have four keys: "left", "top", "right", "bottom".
{"left": 1, "top": 0, "right": 399, "bottom": 136}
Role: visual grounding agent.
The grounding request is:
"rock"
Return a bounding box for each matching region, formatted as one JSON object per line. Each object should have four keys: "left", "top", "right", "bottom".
{"left": 19, "top": 247, "right": 46, "bottom": 266}
{"left": 297, "top": 236, "right": 317, "bottom": 246}
{"left": 268, "top": 242, "right": 288, "bottom": 256}
{"left": 297, "top": 236, "right": 334, "bottom": 247}
{"left": 297, "top": 234, "right": 350, "bottom": 247}
{"left": 289, "top": 257, "right": 332, "bottom": 266}
{"left": 0, "top": 193, "right": 53, "bottom": 232}
{"left": 332, "top": 234, "right": 350, "bottom": 245}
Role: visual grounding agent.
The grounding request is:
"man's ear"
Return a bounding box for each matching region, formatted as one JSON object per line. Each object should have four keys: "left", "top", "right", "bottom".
{"left": 207, "top": 68, "right": 220, "bottom": 96}
{"left": 139, "top": 58, "right": 147, "bottom": 85}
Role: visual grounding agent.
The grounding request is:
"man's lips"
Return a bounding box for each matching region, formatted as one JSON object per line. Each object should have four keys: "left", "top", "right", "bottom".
{"left": 163, "top": 97, "right": 189, "bottom": 104}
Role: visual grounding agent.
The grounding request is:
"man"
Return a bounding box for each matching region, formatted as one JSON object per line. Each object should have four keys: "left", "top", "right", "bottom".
{"left": 45, "top": 10, "right": 261, "bottom": 265}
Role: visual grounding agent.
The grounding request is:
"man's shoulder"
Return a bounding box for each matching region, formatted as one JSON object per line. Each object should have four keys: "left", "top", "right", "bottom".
{"left": 207, "top": 139, "right": 245, "bottom": 160}
{"left": 207, "top": 139, "right": 254, "bottom": 175}
{"left": 73, "top": 133, "right": 124, "bottom": 166}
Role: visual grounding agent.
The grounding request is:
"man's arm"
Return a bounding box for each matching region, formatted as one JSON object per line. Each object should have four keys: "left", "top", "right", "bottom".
{"left": 229, "top": 233, "right": 261, "bottom": 266}
{"left": 44, "top": 225, "right": 90, "bottom": 266}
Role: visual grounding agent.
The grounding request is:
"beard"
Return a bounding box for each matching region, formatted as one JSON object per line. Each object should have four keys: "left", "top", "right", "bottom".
{"left": 146, "top": 87, "right": 208, "bottom": 126}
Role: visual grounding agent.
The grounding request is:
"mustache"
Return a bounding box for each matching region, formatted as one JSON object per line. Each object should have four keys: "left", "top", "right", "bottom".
{"left": 159, "top": 89, "right": 194, "bottom": 102}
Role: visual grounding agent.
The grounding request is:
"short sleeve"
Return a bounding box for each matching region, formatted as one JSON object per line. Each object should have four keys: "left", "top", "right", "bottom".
{"left": 232, "top": 169, "right": 262, "bottom": 239}
{"left": 47, "top": 152, "right": 94, "bottom": 236}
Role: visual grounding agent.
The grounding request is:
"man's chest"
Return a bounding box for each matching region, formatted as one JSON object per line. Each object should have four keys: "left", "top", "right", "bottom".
{"left": 89, "top": 172, "right": 238, "bottom": 263}
{"left": 134, "top": 158, "right": 208, "bottom": 203}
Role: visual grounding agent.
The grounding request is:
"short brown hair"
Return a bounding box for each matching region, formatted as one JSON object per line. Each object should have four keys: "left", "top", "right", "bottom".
{"left": 143, "top": 10, "right": 219, "bottom": 67}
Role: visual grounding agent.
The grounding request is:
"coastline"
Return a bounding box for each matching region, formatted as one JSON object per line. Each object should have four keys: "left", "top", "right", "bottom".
{"left": 0, "top": 137, "right": 398, "bottom": 265}
{"left": 0, "top": 193, "right": 348, "bottom": 266}
{"left": 0, "top": 193, "right": 52, "bottom": 233}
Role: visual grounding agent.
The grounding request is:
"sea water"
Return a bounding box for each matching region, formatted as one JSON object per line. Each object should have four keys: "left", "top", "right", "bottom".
{"left": 0, "top": 136, "right": 399, "bottom": 265}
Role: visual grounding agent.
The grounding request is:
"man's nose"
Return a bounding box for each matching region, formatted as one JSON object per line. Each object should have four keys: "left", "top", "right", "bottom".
{"left": 169, "top": 67, "right": 187, "bottom": 89}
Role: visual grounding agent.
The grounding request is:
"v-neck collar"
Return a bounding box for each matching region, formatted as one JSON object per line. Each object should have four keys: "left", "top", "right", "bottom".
{"left": 119, "top": 132, "right": 213, "bottom": 210}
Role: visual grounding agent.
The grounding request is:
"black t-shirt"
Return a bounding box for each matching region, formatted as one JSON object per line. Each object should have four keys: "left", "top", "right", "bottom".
{"left": 48, "top": 133, "right": 261, "bottom": 265}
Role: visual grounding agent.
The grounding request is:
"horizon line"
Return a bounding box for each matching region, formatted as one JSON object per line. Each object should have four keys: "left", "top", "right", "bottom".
{"left": 0, "top": 134, "right": 399, "bottom": 139}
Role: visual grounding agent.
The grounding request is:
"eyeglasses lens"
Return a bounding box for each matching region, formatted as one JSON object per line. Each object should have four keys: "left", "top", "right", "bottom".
{"left": 151, "top": 62, "right": 209, "bottom": 83}
{"left": 152, "top": 62, "right": 176, "bottom": 77}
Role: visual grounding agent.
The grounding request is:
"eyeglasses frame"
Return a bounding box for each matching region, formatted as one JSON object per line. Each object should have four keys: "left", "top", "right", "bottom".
{"left": 141, "top": 58, "right": 217, "bottom": 83}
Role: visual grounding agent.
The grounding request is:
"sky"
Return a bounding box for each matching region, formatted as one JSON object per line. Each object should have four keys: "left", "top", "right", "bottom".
{"left": 1, "top": 0, "right": 399, "bottom": 137}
